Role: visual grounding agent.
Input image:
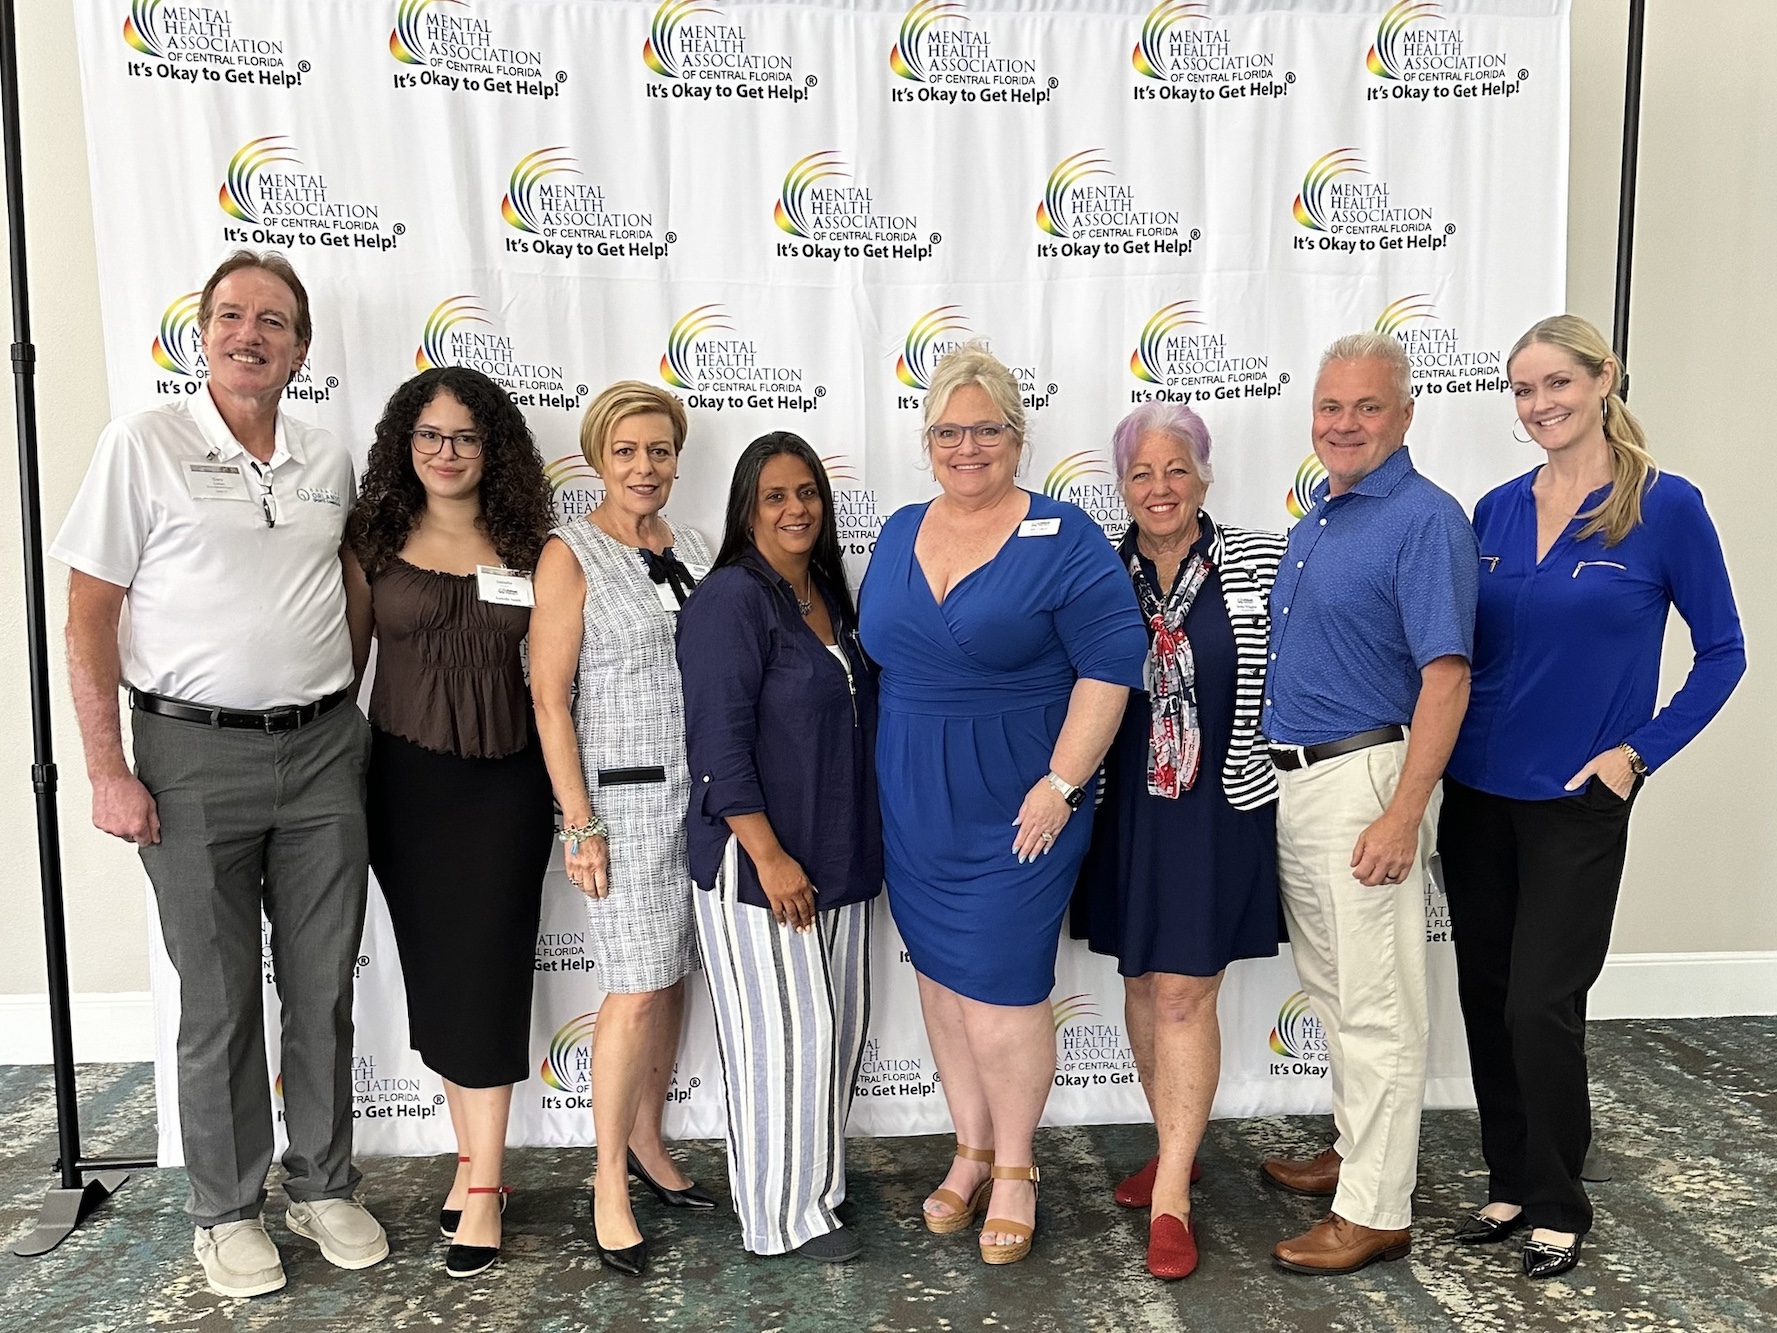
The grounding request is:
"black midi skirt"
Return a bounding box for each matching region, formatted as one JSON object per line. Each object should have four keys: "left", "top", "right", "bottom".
{"left": 367, "top": 727, "right": 554, "bottom": 1087}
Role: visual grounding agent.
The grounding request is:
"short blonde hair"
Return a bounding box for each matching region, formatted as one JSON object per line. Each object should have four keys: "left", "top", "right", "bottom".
{"left": 922, "top": 340, "right": 1026, "bottom": 444}
{"left": 1319, "top": 331, "right": 1412, "bottom": 406}
{"left": 578, "top": 381, "right": 687, "bottom": 476}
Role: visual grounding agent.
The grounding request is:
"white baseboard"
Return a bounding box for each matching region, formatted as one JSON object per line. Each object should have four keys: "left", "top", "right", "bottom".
{"left": 1586, "top": 951, "right": 1777, "bottom": 1020}
{"left": 0, "top": 953, "right": 1770, "bottom": 1064}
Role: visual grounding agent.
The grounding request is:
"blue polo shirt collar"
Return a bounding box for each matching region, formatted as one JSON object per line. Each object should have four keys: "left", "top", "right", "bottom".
{"left": 1314, "top": 444, "right": 1415, "bottom": 507}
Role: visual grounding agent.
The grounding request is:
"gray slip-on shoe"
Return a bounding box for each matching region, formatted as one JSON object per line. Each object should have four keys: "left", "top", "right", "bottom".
{"left": 285, "top": 1197, "right": 390, "bottom": 1270}
{"left": 193, "top": 1217, "right": 287, "bottom": 1298}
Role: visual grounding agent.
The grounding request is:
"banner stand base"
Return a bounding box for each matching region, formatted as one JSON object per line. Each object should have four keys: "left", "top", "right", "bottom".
{"left": 11, "top": 1170, "right": 133, "bottom": 1258}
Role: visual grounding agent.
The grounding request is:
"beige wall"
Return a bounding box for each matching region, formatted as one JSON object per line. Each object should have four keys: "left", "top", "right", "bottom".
{"left": 0, "top": 1, "right": 1770, "bottom": 998}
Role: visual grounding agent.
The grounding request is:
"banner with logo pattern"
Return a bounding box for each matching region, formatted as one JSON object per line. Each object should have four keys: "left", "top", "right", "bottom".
{"left": 74, "top": 0, "right": 1566, "bottom": 1161}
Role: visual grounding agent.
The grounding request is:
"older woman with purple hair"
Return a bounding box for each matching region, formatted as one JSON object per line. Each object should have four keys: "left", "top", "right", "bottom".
{"left": 1073, "top": 401, "right": 1288, "bottom": 1280}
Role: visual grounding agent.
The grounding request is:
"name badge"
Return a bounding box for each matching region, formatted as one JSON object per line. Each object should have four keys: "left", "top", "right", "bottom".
{"left": 1017, "top": 518, "right": 1061, "bottom": 537}
{"left": 476, "top": 565, "right": 535, "bottom": 607}
{"left": 181, "top": 459, "right": 249, "bottom": 502}
{"left": 1226, "top": 591, "right": 1266, "bottom": 616}
{"left": 651, "top": 560, "right": 710, "bottom": 614}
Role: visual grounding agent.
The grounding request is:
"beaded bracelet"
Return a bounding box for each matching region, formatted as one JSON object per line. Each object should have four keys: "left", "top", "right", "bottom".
{"left": 559, "top": 816, "right": 609, "bottom": 847}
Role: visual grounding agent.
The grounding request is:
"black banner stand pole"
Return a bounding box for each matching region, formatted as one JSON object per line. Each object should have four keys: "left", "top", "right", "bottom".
{"left": 3, "top": 0, "right": 153, "bottom": 1259}
{"left": 1580, "top": 0, "right": 1647, "bottom": 1190}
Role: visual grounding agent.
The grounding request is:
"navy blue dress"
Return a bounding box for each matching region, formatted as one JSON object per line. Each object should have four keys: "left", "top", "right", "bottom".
{"left": 859, "top": 492, "right": 1146, "bottom": 1006}
{"left": 1073, "top": 522, "right": 1281, "bottom": 978}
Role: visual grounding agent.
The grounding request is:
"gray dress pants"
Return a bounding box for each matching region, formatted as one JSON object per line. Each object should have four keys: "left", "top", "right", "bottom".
{"left": 134, "top": 701, "right": 371, "bottom": 1226}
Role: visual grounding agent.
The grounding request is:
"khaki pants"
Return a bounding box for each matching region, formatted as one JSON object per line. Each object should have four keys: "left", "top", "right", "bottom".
{"left": 1275, "top": 740, "right": 1435, "bottom": 1232}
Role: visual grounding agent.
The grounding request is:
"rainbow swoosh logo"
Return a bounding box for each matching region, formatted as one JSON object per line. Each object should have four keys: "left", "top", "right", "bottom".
{"left": 150, "top": 292, "right": 203, "bottom": 376}
{"left": 659, "top": 304, "right": 733, "bottom": 389}
{"left": 390, "top": 0, "right": 466, "bottom": 65}
{"left": 540, "top": 1011, "right": 599, "bottom": 1092}
{"left": 1129, "top": 300, "right": 1205, "bottom": 383}
{"left": 895, "top": 305, "right": 970, "bottom": 390}
{"left": 415, "top": 296, "right": 491, "bottom": 372}
{"left": 1269, "top": 990, "right": 1325, "bottom": 1059}
{"left": 1050, "top": 993, "right": 1100, "bottom": 1030}
{"left": 502, "top": 147, "right": 579, "bottom": 234}
{"left": 819, "top": 454, "right": 860, "bottom": 485}
{"left": 1291, "top": 148, "right": 1366, "bottom": 232}
{"left": 1285, "top": 454, "right": 1328, "bottom": 521}
{"left": 774, "top": 151, "right": 850, "bottom": 238}
{"left": 218, "top": 136, "right": 301, "bottom": 225}
{"left": 1131, "top": 0, "right": 1210, "bottom": 81}
{"left": 890, "top": 0, "right": 968, "bottom": 82}
{"left": 1373, "top": 294, "right": 1438, "bottom": 334}
{"left": 1036, "top": 150, "right": 1113, "bottom": 239}
{"left": 1368, "top": 0, "right": 1442, "bottom": 80}
{"left": 544, "top": 453, "right": 602, "bottom": 493}
{"left": 122, "top": 0, "right": 164, "bottom": 57}
{"left": 1043, "top": 452, "right": 1110, "bottom": 501}
{"left": 644, "top": 0, "right": 723, "bottom": 78}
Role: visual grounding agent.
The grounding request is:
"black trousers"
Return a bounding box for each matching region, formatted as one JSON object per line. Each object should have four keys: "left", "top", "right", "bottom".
{"left": 1436, "top": 775, "right": 1639, "bottom": 1235}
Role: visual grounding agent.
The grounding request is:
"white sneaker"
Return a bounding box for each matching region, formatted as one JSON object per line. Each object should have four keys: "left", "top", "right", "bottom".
{"left": 193, "top": 1217, "right": 287, "bottom": 1298}
{"left": 285, "top": 1197, "right": 390, "bottom": 1270}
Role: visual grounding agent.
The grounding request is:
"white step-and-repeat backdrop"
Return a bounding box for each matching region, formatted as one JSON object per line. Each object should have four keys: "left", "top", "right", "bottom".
{"left": 70, "top": 0, "right": 1567, "bottom": 1160}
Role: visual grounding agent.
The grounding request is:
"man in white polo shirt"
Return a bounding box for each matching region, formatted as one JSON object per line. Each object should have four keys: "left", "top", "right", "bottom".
{"left": 52, "top": 251, "right": 386, "bottom": 1298}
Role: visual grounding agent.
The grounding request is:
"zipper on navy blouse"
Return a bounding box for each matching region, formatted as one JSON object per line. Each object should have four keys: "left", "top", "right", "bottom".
{"left": 1480, "top": 555, "right": 1501, "bottom": 572}
{"left": 842, "top": 630, "right": 860, "bottom": 728}
{"left": 1572, "top": 560, "right": 1627, "bottom": 579}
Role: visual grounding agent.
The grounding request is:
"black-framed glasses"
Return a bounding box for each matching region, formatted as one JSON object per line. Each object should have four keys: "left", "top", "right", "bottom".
{"left": 246, "top": 459, "right": 278, "bottom": 530}
{"left": 411, "top": 428, "right": 485, "bottom": 458}
{"left": 926, "top": 421, "right": 1014, "bottom": 449}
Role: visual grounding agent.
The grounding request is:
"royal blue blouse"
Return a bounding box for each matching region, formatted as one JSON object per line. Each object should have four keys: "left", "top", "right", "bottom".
{"left": 1447, "top": 467, "right": 1745, "bottom": 801}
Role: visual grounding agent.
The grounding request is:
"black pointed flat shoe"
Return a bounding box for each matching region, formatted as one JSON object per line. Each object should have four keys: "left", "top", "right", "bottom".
{"left": 444, "top": 1242, "right": 500, "bottom": 1278}
{"left": 628, "top": 1148, "right": 716, "bottom": 1210}
{"left": 1452, "top": 1210, "right": 1528, "bottom": 1245}
{"left": 1522, "top": 1233, "right": 1582, "bottom": 1279}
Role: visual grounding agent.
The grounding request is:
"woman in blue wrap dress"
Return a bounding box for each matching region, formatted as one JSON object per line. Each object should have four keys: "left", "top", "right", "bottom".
{"left": 859, "top": 342, "right": 1145, "bottom": 1265}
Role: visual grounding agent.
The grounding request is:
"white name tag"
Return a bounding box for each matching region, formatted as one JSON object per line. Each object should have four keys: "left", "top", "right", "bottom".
{"left": 650, "top": 560, "right": 710, "bottom": 614}
{"left": 476, "top": 565, "right": 535, "bottom": 607}
{"left": 1017, "top": 518, "right": 1061, "bottom": 537}
{"left": 1227, "top": 591, "right": 1266, "bottom": 616}
{"left": 181, "top": 459, "right": 250, "bottom": 502}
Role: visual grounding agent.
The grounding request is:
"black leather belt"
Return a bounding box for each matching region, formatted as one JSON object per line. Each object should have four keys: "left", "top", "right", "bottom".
{"left": 130, "top": 687, "right": 350, "bottom": 733}
{"left": 1268, "top": 725, "right": 1405, "bottom": 772}
{"left": 598, "top": 766, "right": 666, "bottom": 787}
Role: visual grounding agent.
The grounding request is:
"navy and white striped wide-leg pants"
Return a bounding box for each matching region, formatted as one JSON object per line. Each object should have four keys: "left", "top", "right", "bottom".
{"left": 693, "top": 840, "right": 872, "bottom": 1255}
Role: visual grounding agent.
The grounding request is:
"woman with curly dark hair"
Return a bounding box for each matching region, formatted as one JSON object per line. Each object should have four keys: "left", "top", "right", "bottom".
{"left": 344, "top": 366, "right": 554, "bottom": 1280}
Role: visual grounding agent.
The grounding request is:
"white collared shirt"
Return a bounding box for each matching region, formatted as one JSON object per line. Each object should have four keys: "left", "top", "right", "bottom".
{"left": 50, "top": 387, "right": 356, "bottom": 709}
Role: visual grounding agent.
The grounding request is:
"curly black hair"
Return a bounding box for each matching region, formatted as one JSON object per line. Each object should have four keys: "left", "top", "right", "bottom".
{"left": 348, "top": 367, "right": 554, "bottom": 577}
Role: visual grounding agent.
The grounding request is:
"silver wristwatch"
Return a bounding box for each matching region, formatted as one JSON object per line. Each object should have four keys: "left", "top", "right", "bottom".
{"left": 1045, "top": 771, "right": 1086, "bottom": 810}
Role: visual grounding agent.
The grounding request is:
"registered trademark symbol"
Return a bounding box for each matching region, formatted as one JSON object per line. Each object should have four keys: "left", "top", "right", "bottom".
{"left": 556, "top": 70, "right": 568, "bottom": 83}
{"left": 805, "top": 74, "right": 817, "bottom": 88}
{"left": 1189, "top": 228, "right": 1201, "bottom": 241}
{"left": 433, "top": 1094, "right": 445, "bottom": 1106}
{"left": 392, "top": 222, "right": 406, "bottom": 236}
{"left": 664, "top": 231, "right": 677, "bottom": 244}
{"left": 1047, "top": 77, "right": 1058, "bottom": 90}
{"left": 1285, "top": 71, "right": 1296, "bottom": 84}
{"left": 1046, "top": 382, "right": 1058, "bottom": 395}
{"left": 575, "top": 384, "right": 589, "bottom": 396}
{"left": 1444, "top": 222, "right": 1456, "bottom": 236}
{"left": 1518, "top": 68, "right": 1529, "bottom": 80}
{"left": 689, "top": 1077, "right": 701, "bottom": 1088}
{"left": 1278, "top": 372, "right": 1291, "bottom": 385}
{"left": 357, "top": 955, "right": 369, "bottom": 967}
{"left": 929, "top": 232, "right": 941, "bottom": 245}
{"left": 297, "top": 60, "right": 311, "bottom": 74}
{"left": 325, "top": 376, "right": 339, "bottom": 389}
{"left": 815, "top": 385, "right": 827, "bottom": 397}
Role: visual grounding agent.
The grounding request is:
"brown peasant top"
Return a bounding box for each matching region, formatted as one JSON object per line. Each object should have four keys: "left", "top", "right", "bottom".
{"left": 368, "top": 559, "right": 533, "bottom": 760}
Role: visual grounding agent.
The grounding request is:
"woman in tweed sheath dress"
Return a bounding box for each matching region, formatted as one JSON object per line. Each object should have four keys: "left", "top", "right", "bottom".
{"left": 532, "top": 382, "right": 714, "bottom": 1276}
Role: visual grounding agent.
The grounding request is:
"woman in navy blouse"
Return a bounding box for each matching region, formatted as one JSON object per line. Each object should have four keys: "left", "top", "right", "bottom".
{"left": 1439, "top": 315, "right": 1745, "bottom": 1281}
{"left": 675, "top": 432, "right": 881, "bottom": 1265}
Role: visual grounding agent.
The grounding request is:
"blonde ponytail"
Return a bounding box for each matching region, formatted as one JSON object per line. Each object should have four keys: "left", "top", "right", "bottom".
{"left": 1509, "top": 315, "right": 1657, "bottom": 547}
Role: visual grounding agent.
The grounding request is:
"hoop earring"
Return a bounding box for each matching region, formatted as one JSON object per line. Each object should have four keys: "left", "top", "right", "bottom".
{"left": 1601, "top": 398, "right": 1612, "bottom": 425}
{"left": 1512, "top": 421, "right": 1533, "bottom": 445}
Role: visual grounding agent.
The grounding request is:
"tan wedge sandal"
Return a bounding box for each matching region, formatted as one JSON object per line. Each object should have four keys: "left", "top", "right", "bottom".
{"left": 923, "top": 1143, "right": 995, "bottom": 1235}
{"left": 978, "top": 1164, "right": 1041, "bottom": 1265}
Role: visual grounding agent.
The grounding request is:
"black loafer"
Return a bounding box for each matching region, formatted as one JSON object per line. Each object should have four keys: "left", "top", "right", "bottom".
{"left": 795, "top": 1225, "right": 860, "bottom": 1263}
{"left": 628, "top": 1148, "right": 716, "bottom": 1210}
{"left": 1522, "top": 1234, "right": 1582, "bottom": 1279}
{"left": 444, "top": 1242, "right": 500, "bottom": 1278}
{"left": 1452, "top": 1210, "right": 1528, "bottom": 1245}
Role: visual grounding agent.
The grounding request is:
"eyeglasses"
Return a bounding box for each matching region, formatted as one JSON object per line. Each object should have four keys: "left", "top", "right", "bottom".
{"left": 247, "top": 459, "right": 278, "bottom": 530}
{"left": 926, "top": 421, "right": 1015, "bottom": 448}
{"left": 411, "top": 428, "right": 485, "bottom": 458}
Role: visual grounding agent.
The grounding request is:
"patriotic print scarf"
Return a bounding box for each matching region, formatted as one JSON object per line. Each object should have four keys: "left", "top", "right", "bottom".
{"left": 1130, "top": 547, "right": 1213, "bottom": 798}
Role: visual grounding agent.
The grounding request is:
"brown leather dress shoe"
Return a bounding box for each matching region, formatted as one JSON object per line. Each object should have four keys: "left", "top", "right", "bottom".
{"left": 1273, "top": 1212, "right": 1411, "bottom": 1275}
{"left": 1260, "top": 1146, "right": 1341, "bottom": 1197}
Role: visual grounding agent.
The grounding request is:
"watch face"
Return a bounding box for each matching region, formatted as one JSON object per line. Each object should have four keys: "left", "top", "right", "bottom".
{"left": 1065, "top": 787, "right": 1085, "bottom": 808}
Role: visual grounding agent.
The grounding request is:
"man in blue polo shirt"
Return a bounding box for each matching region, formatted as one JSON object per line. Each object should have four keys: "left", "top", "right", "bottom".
{"left": 1260, "top": 333, "right": 1478, "bottom": 1276}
